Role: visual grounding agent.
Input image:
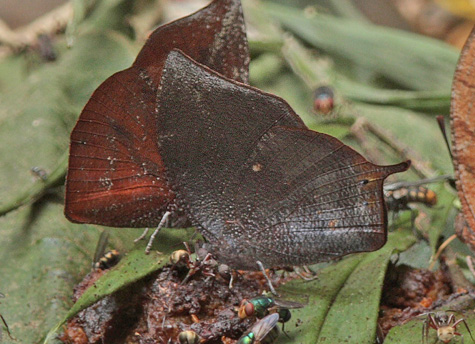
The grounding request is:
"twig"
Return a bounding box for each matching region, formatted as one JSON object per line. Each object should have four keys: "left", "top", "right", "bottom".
{"left": 0, "top": 152, "right": 67, "bottom": 216}
{"left": 442, "top": 247, "right": 473, "bottom": 292}
{"left": 350, "top": 117, "right": 390, "bottom": 164}
{"left": 352, "top": 117, "right": 435, "bottom": 179}
{"left": 466, "top": 256, "right": 475, "bottom": 280}
{"left": 429, "top": 234, "right": 457, "bottom": 271}
{"left": 0, "top": 3, "right": 72, "bottom": 54}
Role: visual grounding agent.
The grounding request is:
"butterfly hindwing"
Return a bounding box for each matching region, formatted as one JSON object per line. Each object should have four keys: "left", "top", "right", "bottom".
{"left": 158, "top": 50, "right": 409, "bottom": 269}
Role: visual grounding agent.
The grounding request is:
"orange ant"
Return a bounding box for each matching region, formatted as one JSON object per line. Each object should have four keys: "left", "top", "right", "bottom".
{"left": 421, "top": 311, "right": 474, "bottom": 344}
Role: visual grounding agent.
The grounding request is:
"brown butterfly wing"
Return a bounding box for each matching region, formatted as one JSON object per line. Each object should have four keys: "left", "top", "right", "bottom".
{"left": 451, "top": 27, "right": 475, "bottom": 235}
{"left": 65, "top": 0, "right": 249, "bottom": 227}
{"left": 134, "top": 0, "right": 249, "bottom": 84}
{"left": 451, "top": 27, "right": 475, "bottom": 250}
{"left": 157, "top": 51, "right": 409, "bottom": 269}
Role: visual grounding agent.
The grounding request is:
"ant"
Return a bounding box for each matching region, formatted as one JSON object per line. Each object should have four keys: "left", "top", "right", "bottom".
{"left": 170, "top": 243, "right": 231, "bottom": 285}
{"left": 421, "top": 311, "right": 474, "bottom": 344}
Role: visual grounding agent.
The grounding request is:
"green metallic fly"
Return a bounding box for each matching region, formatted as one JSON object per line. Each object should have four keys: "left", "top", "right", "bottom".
{"left": 238, "top": 295, "right": 303, "bottom": 324}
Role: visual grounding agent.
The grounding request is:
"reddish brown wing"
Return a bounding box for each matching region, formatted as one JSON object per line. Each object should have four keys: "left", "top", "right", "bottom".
{"left": 65, "top": 0, "right": 250, "bottom": 227}
{"left": 451, "top": 27, "right": 475, "bottom": 240}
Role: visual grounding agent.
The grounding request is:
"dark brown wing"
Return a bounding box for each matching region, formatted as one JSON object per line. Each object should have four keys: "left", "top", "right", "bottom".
{"left": 157, "top": 51, "right": 409, "bottom": 269}
{"left": 65, "top": 0, "right": 250, "bottom": 227}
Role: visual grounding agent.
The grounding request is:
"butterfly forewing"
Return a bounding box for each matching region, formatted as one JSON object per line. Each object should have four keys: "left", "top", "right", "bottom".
{"left": 66, "top": 69, "right": 171, "bottom": 227}
{"left": 65, "top": 0, "right": 250, "bottom": 227}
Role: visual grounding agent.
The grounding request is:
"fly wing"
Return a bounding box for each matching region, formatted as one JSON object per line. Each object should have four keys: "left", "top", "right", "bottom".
{"left": 249, "top": 314, "right": 280, "bottom": 341}
{"left": 272, "top": 299, "right": 305, "bottom": 309}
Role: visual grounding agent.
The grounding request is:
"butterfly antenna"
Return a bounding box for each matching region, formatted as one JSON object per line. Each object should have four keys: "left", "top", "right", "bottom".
{"left": 436, "top": 115, "right": 453, "bottom": 161}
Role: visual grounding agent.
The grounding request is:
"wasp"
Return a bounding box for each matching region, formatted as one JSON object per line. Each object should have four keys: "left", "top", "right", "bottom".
{"left": 238, "top": 295, "right": 304, "bottom": 324}
{"left": 421, "top": 311, "right": 474, "bottom": 344}
{"left": 94, "top": 250, "right": 121, "bottom": 270}
{"left": 92, "top": 230, "right": 121, "bottom": 270}
{"left": 237, "top": 313, "right": 280, "bottom": 344}
{"left": 384, "top": 185, "right": 437, "bottom": 212}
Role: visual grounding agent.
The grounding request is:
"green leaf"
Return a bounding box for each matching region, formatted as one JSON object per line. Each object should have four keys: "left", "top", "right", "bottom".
{"left": 67, "top": 0, "right": 135, "bottom": 46}
{"left": 0, "top": 193, "right": 193, "bottom": 344}
{"left": 264, "top": 2, "right": 459, "bottom": 92}
{"left": 281, "top": 33, "right": 451, "bottom": 114}
{"left": 353, "top": 103, "right": 454, "bottom": 175}
{"left": 249, "top": 53, "right": 285, "bottom": 85}
{"left": 0, "top": 54, "right": 30, "bottom": 91}
{"left": 396, "top": 240, "right": 432, "bottom": 269}
{"left": 43, "top": 227, "right": 196, "bottom": 343}
{"left": 0, "top": 31, "right": 135, "bottom": 216}
{"left": 0, "top": 29, "right": 136, "bottom": 344}
{"left": 0, "top": 202, "right": 101, "bottom": 344}
{"left": 385, "top": 309, "right": 475, "bottom": 344}
{"left": 426, "top": 185, "right": 457, "bottom": 255}
{"left": 79, "top": 0, "right": 136, "bottom": 35}
{"left": 336, "top": 76, "right": 451, "bottom": 113}
{"left": 276, "top": 230, "right": 416, "bottom": 344}
{"left": 0, "top": 152, "right": 67, "bottom": 216}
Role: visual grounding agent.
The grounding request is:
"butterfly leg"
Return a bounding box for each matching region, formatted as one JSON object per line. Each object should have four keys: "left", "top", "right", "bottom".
{"left": 466, "top": 256, "right": 475, "bottom": 280}
{"left": 408, "top": 207, "right": 424, "bottom": 240}
{"left": 145, "top": 211, "right": 171, "bottom": 254}
{"left": 134, "top": 227, "right": 150, "bottom": 243}
{"left": 256, "top": 260, "right": 278, "bottom": 296}
{"left": 216, "top": 263, "right": 234, "bottom": 289}
{"left": 295, "top": 266, "right": 318, "bottom": 281}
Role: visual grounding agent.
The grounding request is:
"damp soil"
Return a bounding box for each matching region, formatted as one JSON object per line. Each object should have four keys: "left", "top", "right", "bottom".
{"left": 60, "top": 259, "right": 290, "bottom": 344}
{"left": 378, "top": 262, "right": 458, "bottom": 336}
